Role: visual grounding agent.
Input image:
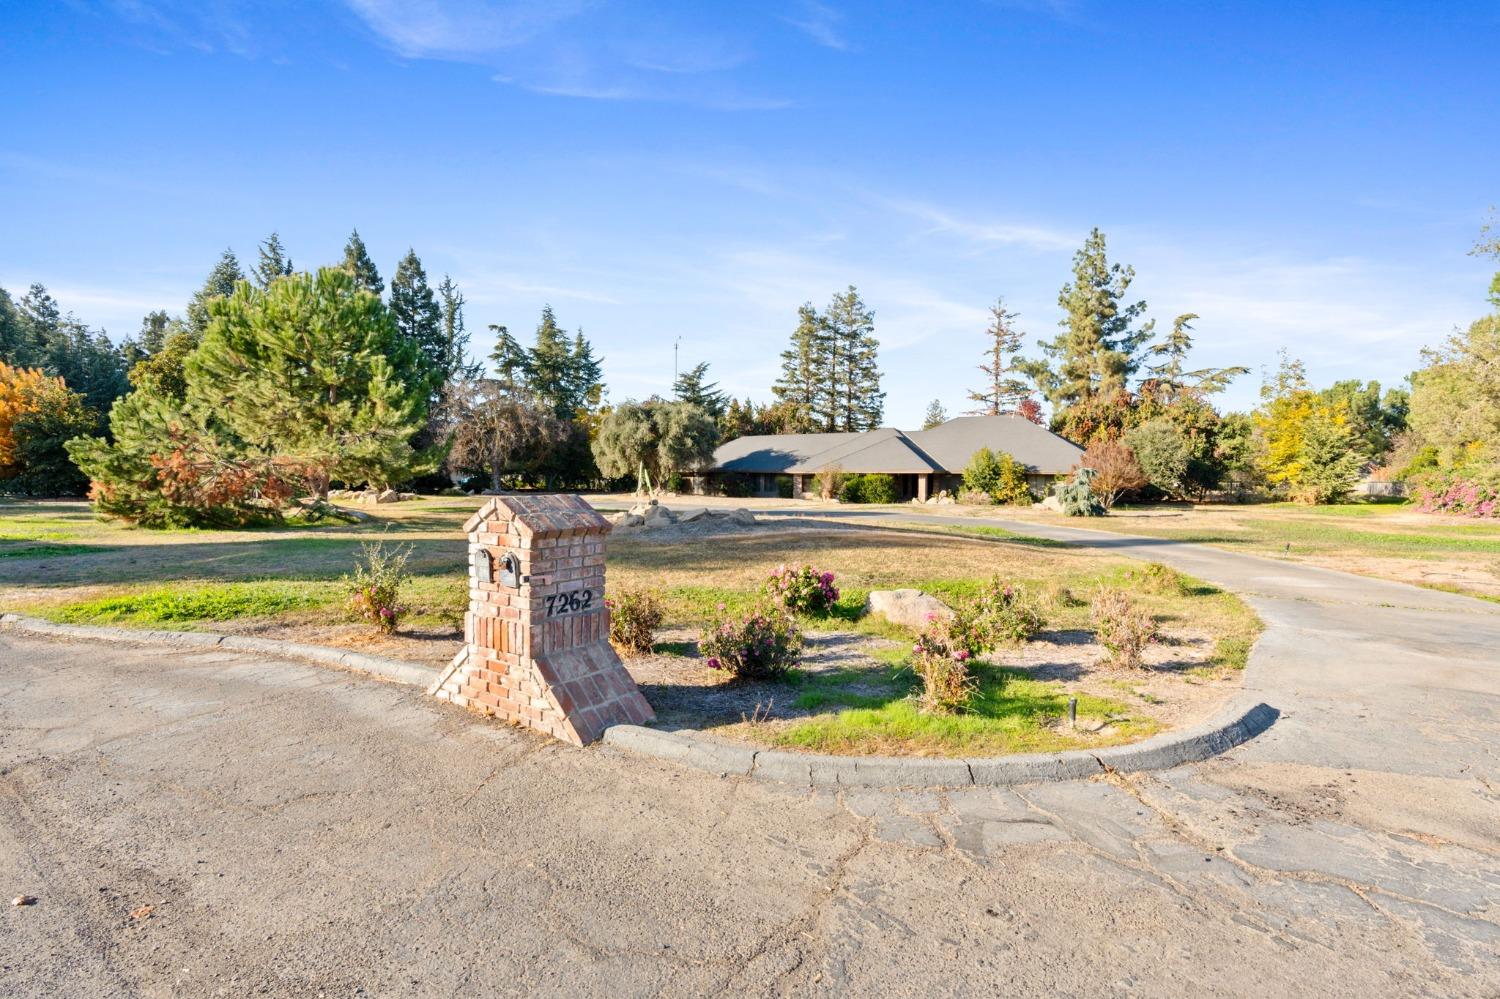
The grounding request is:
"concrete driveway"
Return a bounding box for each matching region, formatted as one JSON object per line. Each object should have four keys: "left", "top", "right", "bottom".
{"left": 3, "top": 516, "right": 1499, "bottom": 997}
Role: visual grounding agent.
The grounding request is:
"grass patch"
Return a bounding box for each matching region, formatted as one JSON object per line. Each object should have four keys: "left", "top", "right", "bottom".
{"left": 770, "top": 662, "right": 1156, "bottom": 756}
{"left": 44, "top": 581, "right": 333, "bottom": 626}
{"left": 0, "top": 542, "right": 110, "bottom": 559}
{"left": 896, "top": 522, "right": 1069, "bottom": 547}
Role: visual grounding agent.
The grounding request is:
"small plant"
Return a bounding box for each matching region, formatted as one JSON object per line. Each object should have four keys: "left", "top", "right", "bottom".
{"left": 764, "top": 563, "right": 840, "bottom": 615}
{"left": 1125, "top": 561, "right": 1189, "bottom": 596}
{"left": 345, "top": 539, "right": 412, "bottom": 634}
{"left": 974, "top": 576, "right": 1046, "bottom": 643}
{"left": 1090, "top": 587, "right": 1158, "bottom": 669}
{"left": 700, "top": 604, "right": 803, "bottom": 680}
{"left": 606, "top": 587, "right": 665, "bottom": 655}
{"left": 815, "top": 464, "right": 845, "bottom": 500}
{"left": 910, "top": 613, "right": 988, "bottom": 714}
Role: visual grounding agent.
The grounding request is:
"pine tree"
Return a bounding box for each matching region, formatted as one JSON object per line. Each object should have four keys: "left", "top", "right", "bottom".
{"left": 1143, "top": 313, "right": 1248, "bottom": 401}
{"left": 389, "top": 249, "right": 445, "bottom": 400}
{"left": 252, "top": 232, "right": 294, "bottom": 288}
{"left": 186, "top": 250, "right": 245, "bottom": 336}
{"left": 17, "top": 284, "right": 129, "bottom": 416}
{"left": 138, "top": 310, "right": 176, "bottom": 355}
{"left": 340, "top": 229, "right": 383, "bottom": 296}
{"left": 673, "top": 361, "right": 727, "bottom": 422}
{"left": 824, "top": 286, "right": 883, "bottom": 431}
{"left": 1018, "top": 228, "right": 1153, "bottom": 413}
{"left": 0, "top": 287, "right": 39, "bottom": 368}
{"left": 437, "top": 275, "right": 480, "bottom": 383}
{"left": 922, "top": 399, "right": 948, "bottom": 430}
{"left": 527, "top": 306, "right": 577, "bottom": 418}
{"left": 772, "top": 303, "right": 828, "bottom": 433}
{"left": 567, "top": 330, "right": 604, "bottom": 416}
{"left": 488, "top": 323, "right": 529, "bottom": 392}
{"left": 967, "top": 298, "right": 1032, "bottom": 415}
{"left": 186, "top": 267, "right": 426, "bottom": 489}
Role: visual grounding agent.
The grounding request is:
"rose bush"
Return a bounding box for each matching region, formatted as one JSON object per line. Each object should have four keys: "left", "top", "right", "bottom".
{"left": 606, "top": 588, "right": 665, "bottom": 654}
{"left": 764, "top": 563, "right": 840, "bottom": 615}
{"left": 699, "top": 603, "right": 803, "bottom": 680}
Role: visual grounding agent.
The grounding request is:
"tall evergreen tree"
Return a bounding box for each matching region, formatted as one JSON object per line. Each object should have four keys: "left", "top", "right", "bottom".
{"left": 674, "top": 361, "right": 727, "bottom": 422}
{"left": 252, "top": 232, "right": 294, "bottom": 288}
{"left": 488, "top": 323, "right": 529, "bottom": 392}
{"left": 340, "top": 229, "right": 383, "bottom": 296}
{"left": 437, "top": 275, "right": 480, "bottom": 383}
{"left": 772, "top": 303, "right": 828, "bottom": 433}
{"left": 138, "top": 310, "right": 176, "bottom": 355}
{"left": 186, "top": 249, "right": 245, "bottom": 336}
{"left": 1143, "top": 312, "right": 1248, "bottom": 401}
{"left": 567, "top": 330, "right": 605, "bottom": 416}
{"left": 966, "top": 297, "right": 1032, "bottom": 415}
{"left": 527, "top": 306, "right": 575, "bottom": 417}
{"left": 389, "top": 249, "right": 445, "bottom": 399}
{"left": 823, "top": 285, "right": 883, "bottom": 431}
{"left": 0, "top": 287, "right": 39, "bottom": 368}
{"left": 922, "top": 399, "right": 948, "bottom": 430}
{"left": 16, "top": 283, "right": 129, "bottom": 415}
{"left": 1019, "top": 228, "right": 1153, "bottom": 413}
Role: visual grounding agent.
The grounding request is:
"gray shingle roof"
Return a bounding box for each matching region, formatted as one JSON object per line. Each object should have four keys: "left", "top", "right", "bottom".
{"left": 707, "top": 415, "right": 1082, "bottom": 476}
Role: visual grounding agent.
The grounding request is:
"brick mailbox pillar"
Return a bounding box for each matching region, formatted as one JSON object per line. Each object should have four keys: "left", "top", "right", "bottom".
{"left": 428, "top": 494, "right": 654, "bottom": 745}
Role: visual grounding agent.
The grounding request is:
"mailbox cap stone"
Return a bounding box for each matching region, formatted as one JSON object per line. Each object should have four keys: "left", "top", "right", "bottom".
{"left": 464, "top": 494, "right": 612, "bottom": 539}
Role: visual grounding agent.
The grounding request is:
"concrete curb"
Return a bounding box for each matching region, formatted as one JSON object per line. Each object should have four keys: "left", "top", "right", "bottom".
{"left": 602, "top": 699, "right": 1280, "bottom": 788}
{"left": 0, "top": 613, "right": 437, "bottom": 688}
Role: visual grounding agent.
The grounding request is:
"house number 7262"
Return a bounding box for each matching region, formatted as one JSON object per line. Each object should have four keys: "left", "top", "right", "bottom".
{"left": 544, "top": 589, "right": 594, "bottom": 617}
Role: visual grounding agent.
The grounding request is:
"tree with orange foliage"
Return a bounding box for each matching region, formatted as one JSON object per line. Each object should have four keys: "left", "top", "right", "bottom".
{"left": 0, "top": 362, "right": 94, "bottom": 495}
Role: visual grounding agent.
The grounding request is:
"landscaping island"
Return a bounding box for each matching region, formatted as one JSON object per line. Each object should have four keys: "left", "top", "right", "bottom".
{"left": 0, "top": 494, "right": 1259, "bottom": 761}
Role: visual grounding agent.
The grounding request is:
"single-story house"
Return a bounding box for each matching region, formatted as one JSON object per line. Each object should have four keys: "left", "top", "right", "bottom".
{"left": 702, "top": 414, "right": 1085, "bottom": 501}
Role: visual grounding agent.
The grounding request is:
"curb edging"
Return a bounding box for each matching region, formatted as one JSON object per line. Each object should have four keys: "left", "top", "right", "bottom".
{"left": 1, "top": 612, "right": 1278, "bottom": 788}
{"left": 603, "top": 699, "right": 1279, "bottom": 788}
{"left": 0, "top": 613, "right": 436, "bottom": 688}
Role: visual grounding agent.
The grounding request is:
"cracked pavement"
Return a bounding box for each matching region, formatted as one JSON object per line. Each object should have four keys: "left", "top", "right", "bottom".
{"left": 3, "top": 518, "right": 1500, "bottom": 997}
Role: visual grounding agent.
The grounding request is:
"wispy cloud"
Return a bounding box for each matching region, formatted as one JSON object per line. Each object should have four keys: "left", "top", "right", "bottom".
{"left": 343, "top": 0, "right": 786, "bottom": 109}
{"left": 342, "top": 0, "right": 585, "bottom": 59}
{"left": 783, "top": 1, "right": 849, "bottom": 51}
{"left": 875, "top": 196, "right": 1079, "bottom": 253}
{"left": 105, "top": 0, "right": 263, "bottom": 57}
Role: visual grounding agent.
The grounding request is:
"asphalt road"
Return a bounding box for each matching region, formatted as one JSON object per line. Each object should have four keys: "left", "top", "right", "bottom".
{"left": 2, "top": 514, "right": 1499, "bottom": 997}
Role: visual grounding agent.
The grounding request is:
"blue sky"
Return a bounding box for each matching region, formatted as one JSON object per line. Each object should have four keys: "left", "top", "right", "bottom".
{"left": 3, "top": 1, "right": 1497, "bottom": 424}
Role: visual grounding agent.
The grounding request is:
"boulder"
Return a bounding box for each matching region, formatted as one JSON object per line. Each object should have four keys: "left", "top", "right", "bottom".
{"left": 678, "top": 507, "right": 710, "bottom": 523}
{"left": 375, "top": 488, "right": 400, "bottom": 504}
{"left": 1039, "top": 494, "right": 1063, "bottom": 512}
{"left": 936, "top": 495, "right": 955, "bottom": 506}
{"left": 643, "top": 505, "right": 676, "bottom": 527}
{"left": 398, "top": 492, "right": 417, "bottom": 502}
{"left": 609, "top": 511, "right": 645, "bottom": 528}
{"left": 865, "top": 589, "right": 953, "bottom": 632}
{"left": 359, "top": 489, "right": 379, "bottom": 504}
{"left": 728, "top": 508, "right": 756, "bottom": 526}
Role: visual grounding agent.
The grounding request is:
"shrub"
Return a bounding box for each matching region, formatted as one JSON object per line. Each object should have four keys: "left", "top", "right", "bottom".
{"left": 1410, "top": 468, "right": 1500, "bottom": 518}
{"left": 910, "top": 614, "right": 986, "bottom": 714}
{"left": 606, "top": 588, "right": 665, "bottom": 654}
{"left": 764, "top": 564, "right": 840, "bottom": 615}
{"left": 859, "top": 473, "right": 899, "bottom": 503}
{"left": 699, "top": 604, "right": 803, "bottom": 680}
{"left": 974, "top": 576, "right": 1046, "bottom": 644}
{"left": 1124, "top": 562, "right": 1190, "bottom": 596}
{"left": 1053, "top": 467, "right": 1105, "bottom": 516}
{"left": 815, "top": 465, "right": 845, "bottom": 500}
{"left": 1090, "top": 588, "right": 1158, "bottom": 669}
{"left": 345, "top": 539, "right": 412, "bottom": 634}
{"left": 962, "top": 447, "right": 1002, "bottom": 496}
{"left": 839, "top": 473, "right": 897, "bottom": 504}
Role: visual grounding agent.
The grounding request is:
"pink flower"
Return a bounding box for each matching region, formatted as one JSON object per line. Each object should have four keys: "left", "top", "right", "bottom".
{"left": 707, "top": 657, "right": 721, "bottom": 670}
